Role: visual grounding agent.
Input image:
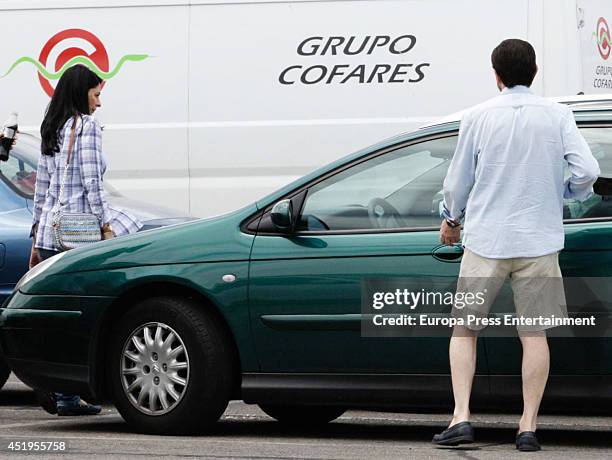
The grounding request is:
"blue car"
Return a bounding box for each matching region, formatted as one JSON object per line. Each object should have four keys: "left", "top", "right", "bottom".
{"left": 0, "top": 133, "right": 194, "bottom": 389}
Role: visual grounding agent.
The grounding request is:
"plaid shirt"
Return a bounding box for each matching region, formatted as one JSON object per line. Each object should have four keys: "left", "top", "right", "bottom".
{"left": 33, "top": 115, "right": 142, "bottom": 251}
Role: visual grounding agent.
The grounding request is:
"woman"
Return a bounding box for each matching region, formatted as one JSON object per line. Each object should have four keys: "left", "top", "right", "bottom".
{"left": 30, "top": 64, "right": 142, "bottom": 415}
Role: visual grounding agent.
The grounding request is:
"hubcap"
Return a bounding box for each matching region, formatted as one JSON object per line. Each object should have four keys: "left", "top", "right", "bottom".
{"left": 120, "top": 322, "right": 190, "bottom": 416}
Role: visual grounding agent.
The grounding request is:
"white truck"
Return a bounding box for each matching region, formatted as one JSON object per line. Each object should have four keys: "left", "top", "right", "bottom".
{"left": 0, "top": 0, "right": 611, "bottom": 217}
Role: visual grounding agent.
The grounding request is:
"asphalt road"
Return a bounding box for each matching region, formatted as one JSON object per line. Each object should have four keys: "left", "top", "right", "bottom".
{"left": 1, "top": 374, "right": 611, "bottom": 459}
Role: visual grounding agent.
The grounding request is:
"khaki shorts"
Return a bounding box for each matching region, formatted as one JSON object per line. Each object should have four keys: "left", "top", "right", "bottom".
{"left": 452, "top": 248, "right": 568, "bottom": 332}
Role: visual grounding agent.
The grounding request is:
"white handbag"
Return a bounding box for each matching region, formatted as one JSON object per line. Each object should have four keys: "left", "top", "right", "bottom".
{"left": 51, "top": 116, "right": 102, "bottom": 251}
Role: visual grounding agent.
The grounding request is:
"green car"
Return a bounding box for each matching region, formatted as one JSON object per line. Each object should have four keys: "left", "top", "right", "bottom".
{"left": 1, "top": 100, "right": 612, "bottom": 435}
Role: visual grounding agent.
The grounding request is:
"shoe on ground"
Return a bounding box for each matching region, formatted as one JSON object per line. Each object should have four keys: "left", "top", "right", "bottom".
{"left": 57, "top": 399, "right": 102, "bottom": 416}
{"left": 516, "top": 431, "right": 541, "bottom": 451}
{"left": 432, "top": 421, "right": 475, "bottom": 446}
{"left": 35, "top": 390, "right": 57, "bottom": 415}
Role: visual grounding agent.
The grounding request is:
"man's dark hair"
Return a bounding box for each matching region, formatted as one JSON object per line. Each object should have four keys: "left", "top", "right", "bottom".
{"left": 491, "top": 39, "right": 537, "bottom": 88}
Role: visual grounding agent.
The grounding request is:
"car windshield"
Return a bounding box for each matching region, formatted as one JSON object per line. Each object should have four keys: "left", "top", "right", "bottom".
{"left": 0, "top": 136, "right": 121, "bottom": 199}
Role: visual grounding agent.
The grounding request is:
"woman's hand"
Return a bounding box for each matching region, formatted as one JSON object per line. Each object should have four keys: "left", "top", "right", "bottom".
{"left": 28, "top": 244, "right": 41, "bottom": 269}
{"left": 102, "top": 223, "right": 114, "bottom": 240}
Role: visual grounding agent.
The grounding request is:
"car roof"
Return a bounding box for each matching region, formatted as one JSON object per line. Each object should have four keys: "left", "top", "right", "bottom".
{"left": 14, "top": 132, "right": 40, "bottom": 156}
{"left": 419, "top": 94, "right": 612, "bottom": 131}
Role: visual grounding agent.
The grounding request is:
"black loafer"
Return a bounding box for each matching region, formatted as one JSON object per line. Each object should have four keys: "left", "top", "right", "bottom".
{"left": 35, "top": 390, "right": 57, "bottom": 415}
{"left": 516, "top": 431, "right": 541, "bottom": 452}
{"left": 432, "top": 421, "right": 474, "bottom": 446}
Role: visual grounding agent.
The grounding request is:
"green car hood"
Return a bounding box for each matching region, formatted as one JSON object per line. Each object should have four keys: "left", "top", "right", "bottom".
{"left": 28, "top": 204, "right": 257, "bottom": 278}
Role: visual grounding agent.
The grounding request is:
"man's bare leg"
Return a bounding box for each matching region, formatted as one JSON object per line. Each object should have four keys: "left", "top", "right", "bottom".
{"left": 448, "top": 325, "right": 478, "bottom": 427}
{"left": 518, "top": 332, "right": 549, "bottom": 433}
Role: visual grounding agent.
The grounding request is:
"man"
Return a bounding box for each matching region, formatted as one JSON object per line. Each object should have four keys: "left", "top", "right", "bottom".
{"left": 432, "top": 39, "right": 600, "bottom": 452}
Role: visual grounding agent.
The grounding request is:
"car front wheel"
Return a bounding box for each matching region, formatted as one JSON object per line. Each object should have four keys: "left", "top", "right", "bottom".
{"left": 0, "top": 353, "right": 10, "bottom": 390}
{"left": 109, "top": 297, "right": 234, "bottom": 434}
{"left": 259, "top": 404, "right": 346, "bottom": 426}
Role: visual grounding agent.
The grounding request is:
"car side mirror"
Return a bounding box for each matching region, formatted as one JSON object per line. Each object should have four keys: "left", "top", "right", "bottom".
{"left": 270, "top": 199, "right": 294, "bottom": 232}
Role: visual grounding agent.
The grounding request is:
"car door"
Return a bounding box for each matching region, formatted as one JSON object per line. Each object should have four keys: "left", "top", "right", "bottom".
{"left": 485, "top": 123, "right": 612, "bottom": 398}
{"left": 248, "top": 133, "right": 489, "bottom": 378}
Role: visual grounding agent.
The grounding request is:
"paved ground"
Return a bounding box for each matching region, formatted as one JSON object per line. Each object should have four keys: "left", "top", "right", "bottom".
{"left": 1, "top": 374, "right": 611, "bottom": 459}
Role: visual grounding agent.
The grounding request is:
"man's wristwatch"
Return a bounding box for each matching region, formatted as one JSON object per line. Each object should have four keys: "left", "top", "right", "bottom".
{"left": 445, "top": 218, "right": 461, "bottom": 228}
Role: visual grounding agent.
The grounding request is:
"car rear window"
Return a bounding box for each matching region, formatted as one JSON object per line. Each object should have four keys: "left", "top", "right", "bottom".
{"left": 0, "top": 148, "right": 37, "bottom": 198}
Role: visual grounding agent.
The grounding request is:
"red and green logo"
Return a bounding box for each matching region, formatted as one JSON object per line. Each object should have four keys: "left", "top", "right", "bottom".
{"left": 595, "top": 17, "right": 611, "bottom": 60}
{"left": 0, "top": 28, "right": 148, "bottom": 97}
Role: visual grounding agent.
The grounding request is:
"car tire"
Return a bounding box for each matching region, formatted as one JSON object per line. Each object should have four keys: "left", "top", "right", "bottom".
{"left": 258, "top": 404, "right": 346, "bottom": 426}
{"left": 108, "top": 297, "right": 234, "bottom": 435}
{"left": 0, "top": 353, "right": 10, "bottom": 390}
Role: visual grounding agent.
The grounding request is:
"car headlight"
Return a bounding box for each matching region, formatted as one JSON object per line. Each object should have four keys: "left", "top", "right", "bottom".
{"left": 14, "top": 251, "right": 67, "bottom": 292}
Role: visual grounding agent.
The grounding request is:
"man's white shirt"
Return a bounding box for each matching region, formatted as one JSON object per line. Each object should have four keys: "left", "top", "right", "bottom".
{"left": 442, "top": 85, "right": 600, "bottom": 259}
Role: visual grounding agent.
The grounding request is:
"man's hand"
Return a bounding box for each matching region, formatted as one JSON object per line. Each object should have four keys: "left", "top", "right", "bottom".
{"left": 440, "top": 219, "right": 461, "bottom": 246}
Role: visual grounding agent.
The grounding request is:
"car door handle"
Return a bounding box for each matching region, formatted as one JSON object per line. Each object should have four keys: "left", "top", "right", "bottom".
{"left": 432, "top": 244, "right": 464, "bottom": 262}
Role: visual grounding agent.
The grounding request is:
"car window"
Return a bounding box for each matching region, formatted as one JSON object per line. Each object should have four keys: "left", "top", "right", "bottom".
{"left": 0, "top": 144, "right": 122, "bottom": 200}
{"left": 0, "top": 177, "right": 26, "bottom": 212}
{"left": 0, "top": 150, "right": 37, "bottom": 197}
{"left": 564, "top": 127, "right": 612, "bottom": 220}
{"left": 297, "top": 136, "right": 457, "bottom": 231}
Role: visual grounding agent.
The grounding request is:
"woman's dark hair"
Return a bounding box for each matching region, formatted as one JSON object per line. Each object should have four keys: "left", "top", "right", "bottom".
{"left": 491, "top": 39, "right": 537, "bottom": 88}
{"left": 40, "top": 65, "right": 102, "bottom": 155}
